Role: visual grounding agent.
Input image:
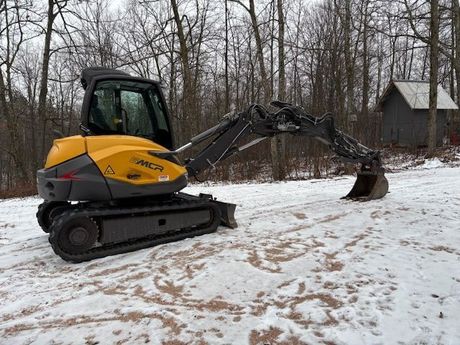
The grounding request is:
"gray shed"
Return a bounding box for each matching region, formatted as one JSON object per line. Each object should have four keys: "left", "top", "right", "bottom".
{"left": 376, "top": 80, "right": 458, "bottom": 147}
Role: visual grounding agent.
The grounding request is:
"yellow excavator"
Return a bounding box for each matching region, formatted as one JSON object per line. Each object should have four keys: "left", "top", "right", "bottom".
{"left": 36, "top": 67, "right": 388, "bottom": 262}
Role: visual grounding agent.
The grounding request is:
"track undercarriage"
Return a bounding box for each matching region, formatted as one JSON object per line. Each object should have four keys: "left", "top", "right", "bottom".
{"left": 37, "top": 194, "right": 235, "bottom": 262}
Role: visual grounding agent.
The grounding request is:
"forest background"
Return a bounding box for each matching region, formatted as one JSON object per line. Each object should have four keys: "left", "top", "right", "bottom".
{"left": 0, "top": 0, "right": 456, "bottom": 193}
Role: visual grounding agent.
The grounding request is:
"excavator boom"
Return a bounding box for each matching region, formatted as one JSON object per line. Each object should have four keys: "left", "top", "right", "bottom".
{"left": 172, "top": 102, "right": 388, "bottom": 201}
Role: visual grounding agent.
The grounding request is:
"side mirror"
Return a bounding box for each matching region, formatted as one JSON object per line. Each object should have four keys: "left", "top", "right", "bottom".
{"left": 79, "top": 123, "right": 92, "bottom": 136}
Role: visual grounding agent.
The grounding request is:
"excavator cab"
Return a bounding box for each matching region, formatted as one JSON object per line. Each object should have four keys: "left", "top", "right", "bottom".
{"left": 80, "top": 68, "right": 174, "bottom": 150}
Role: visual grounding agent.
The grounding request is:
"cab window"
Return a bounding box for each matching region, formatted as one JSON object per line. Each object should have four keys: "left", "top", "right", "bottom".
{"left": 88, "top": 80, "right": 172, "bottom": 149}
{"left": 120, "top": 90, "right": 152, "bottom": 136}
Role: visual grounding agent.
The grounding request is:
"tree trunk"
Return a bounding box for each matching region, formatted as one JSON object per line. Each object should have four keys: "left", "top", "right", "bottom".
{"left": 171, "top": 0, "right": 196, "bottom": 140}
{"left": 0, "top": 66, "right": 28, "bottom": 180}
{"left": 37, "top": 0, "right": 57, "bottom": 170}
{"left": 361, "top": 1, "right": 369, "bottom": 142}
{"left": 235, "top": 0, "right": 283, "bottom": 180}
{"left": 271, "top": 0, "right": 286, "bottom": 181}
{"left": 247, "top": 0, "right": 270, "bottom": 100}
{"left": 224, "top": 0, "right": 230, "bottom": 113}
{"left": 344, "top": 0, "right": 353, "bottom": 132}
{"left": 427, "top": 0, "right": 439, "bottom": 156}
{"left": 452, "top": 1, "right": 460, "bottom": 119}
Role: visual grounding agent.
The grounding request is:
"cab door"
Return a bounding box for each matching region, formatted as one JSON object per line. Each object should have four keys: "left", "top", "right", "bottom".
{"left": 82, "top": 78, "right": 174, "bottom": 150}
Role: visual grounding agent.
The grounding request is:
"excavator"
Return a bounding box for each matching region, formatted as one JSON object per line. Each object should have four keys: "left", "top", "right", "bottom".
{"left": 36, "top": 67, "right": 389, "bottom": 262}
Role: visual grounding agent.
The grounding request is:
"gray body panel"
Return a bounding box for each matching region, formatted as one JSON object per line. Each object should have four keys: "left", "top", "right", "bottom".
{"left": 37, "top": 155, "right": 111, "bottom": 201}
{"left": 106, "top": 175, "right": 187, "bottom": 199}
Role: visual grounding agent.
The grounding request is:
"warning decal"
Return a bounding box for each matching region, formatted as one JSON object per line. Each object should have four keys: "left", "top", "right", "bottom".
{"left": 158, "top": 175, "right": 170, "bottom": 182}
{"left": 104, "top": 165, "right": 115, "bottom": 175}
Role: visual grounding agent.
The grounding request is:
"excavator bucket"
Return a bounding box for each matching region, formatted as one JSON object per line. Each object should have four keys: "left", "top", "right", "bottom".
{"left": 344, "top": 171, "right": 389, "bottom": 201}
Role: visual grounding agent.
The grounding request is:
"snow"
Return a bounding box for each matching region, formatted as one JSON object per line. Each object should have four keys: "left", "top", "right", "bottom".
{"left": 418, "top": 158, "right": 445, "bottom": 169}
{"left": 1, "top": 167, "right": 460, "bottom": 344}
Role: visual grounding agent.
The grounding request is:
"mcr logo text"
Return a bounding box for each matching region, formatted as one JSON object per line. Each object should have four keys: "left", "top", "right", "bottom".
{"left": 130, "top": 157, "right": 164, "bottom": 172}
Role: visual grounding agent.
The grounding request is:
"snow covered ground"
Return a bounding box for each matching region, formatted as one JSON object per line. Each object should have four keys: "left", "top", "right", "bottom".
{"left": 1, "top": 165, "right": 460, "bottom": 345}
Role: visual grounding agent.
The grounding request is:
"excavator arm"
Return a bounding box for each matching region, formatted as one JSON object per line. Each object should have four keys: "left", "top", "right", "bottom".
{"left": 161, "top": 101, "right": 388, "bottom": 201}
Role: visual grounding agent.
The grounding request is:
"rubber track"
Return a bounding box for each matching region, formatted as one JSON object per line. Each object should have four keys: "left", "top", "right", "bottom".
{"left": 37, "top": 201, "right": 71, "bottom": 234}
{"left": 48, "top": 197, "right": 221, "bottom": 263}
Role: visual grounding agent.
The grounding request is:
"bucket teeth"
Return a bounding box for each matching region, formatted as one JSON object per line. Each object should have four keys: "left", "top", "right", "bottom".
{"left": 343, "top": 172, "right": 389, "bottom": 201}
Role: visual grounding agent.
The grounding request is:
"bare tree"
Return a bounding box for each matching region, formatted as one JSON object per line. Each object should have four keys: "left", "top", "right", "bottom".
{"left": 274, "top": 0, "right": 286, "bottom": 180}
{"left": 428, "top": 0, "right": 439, "bottom": 155}
{"left": 1, "top": 0, "right": 458, "bottom": 193}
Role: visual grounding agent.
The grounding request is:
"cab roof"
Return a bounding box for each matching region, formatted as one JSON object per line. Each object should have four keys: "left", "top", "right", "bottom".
{"left": 80, "top": 67, "right": 160, "bottom": 90}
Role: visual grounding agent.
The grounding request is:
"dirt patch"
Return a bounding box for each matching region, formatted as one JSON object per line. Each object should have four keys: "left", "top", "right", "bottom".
{"left": 324, "top": 252, "right": 344, "bottom": 272}
{"left": 134, "top": 333, "right": 150, "bottom": 343}
{"left": 249, "top": 327, "right": 283, "bottom": 345}
{"left": 429, "top": 245, "right": 456, "bottom": 254}
{"left": 120, "top": 271, "right": 150, "bottom": 282}
{"left": 159, "top": 316, "right": 185, "bottom": 336}
{"left": 154, "top": 278, "right": 184, "bottom": 297}
{"left": 400, "top": 239, "right": 421, "bottom": 247}
{"left": 192, "top": 297, "right": 244, "bottom": 313}
{"left": 84, "top": 335, "right": 97, "bottom": 345}
{"left": 249, "top": 326, "right": 311, "bottom": 344}
{"left": 162, "top": 340, "right": 189, "bottom": 345}
{"left": 184, "top": 262, "right": 206, "bottom": 279}
{"left": 292, "top": 293, "right": 342, "bottom": 309}
{"left": 312, "top": 252, "right": 344, "bottom": 273}
{"left": 348, "top": 295, "right": 358, "bottom": 303}
{"left": 247, "top": 250, "right": 281, "bottom": 273}
{"left": 322, "top": 341, "right": 338, "bottom": 345}
{"left": 317, "top": 213, "right": 348, "bottom": 224}
{"left": 250, "top": 287, "right": 342, "bottom": 322}
{"left": 277, "top": 279, "right": 296, "bottom": 289}
{"left": 1, "top": 304, "right": 44, "bottom": 323}
{"left": 345, "top": 232, "right": 368, "bottom": 248}
{"left": 285, "top": 310, "right": 312, "bottom": 327}
{"left": 3, "top": 310, "right": 175, "bottom": 337}
{"left": 323, "top": 281, "right": 339, "bottom": 290}
{"left": 293, "top": 212, "right": 307, "bottom": 220}
{"left": 4, "top": 310, "right": 186, "bottom": 336}
{"left": 325, "top": 231, "right": 338, "bottom": 239}
{"left": 370, "top": 210, "right": 381, "bottom": 219}
{"left": 284, "top": 224, "right": 313, "bottom": 233}
{"left": 90, "top": 264, "right": 140, "bottom": 277}
{"left": 159, "top": 243, "right": 219, "bottom": 264}
{"left": 297, "top": 282, "right": 306, "bottom": 295}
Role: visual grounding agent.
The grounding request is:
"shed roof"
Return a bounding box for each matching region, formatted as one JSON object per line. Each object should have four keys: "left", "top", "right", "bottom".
{"left": 376, "top": 80, "right": 458, "bottom": 111}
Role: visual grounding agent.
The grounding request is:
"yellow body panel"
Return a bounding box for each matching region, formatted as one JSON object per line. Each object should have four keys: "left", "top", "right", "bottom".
{"left": 45, "top": 135, "right": 187, "bottom": 186}
{"left": 45, "top": 136, "right": 87, "bottom": 169}
{"left": 86, "top": 135, "right": 186, "bottom": 185}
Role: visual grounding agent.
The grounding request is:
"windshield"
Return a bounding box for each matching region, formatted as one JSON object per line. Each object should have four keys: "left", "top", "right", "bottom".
{"left": 88, "top": 79, "right": 172, "bottom": 148}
